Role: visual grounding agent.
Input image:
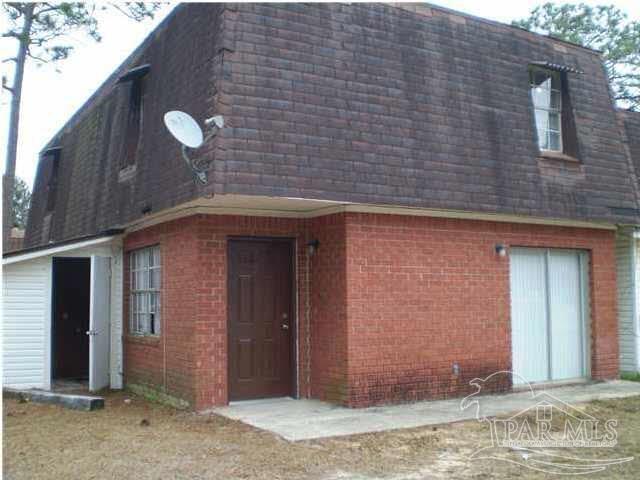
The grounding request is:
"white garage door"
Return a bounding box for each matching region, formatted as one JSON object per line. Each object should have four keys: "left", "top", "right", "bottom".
{"left": 510, "top": 248, "right": 589, "bottom": 385}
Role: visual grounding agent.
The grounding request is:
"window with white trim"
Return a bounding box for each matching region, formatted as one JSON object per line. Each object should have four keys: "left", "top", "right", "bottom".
{"left": 530, "top": 67, "right": 563, "bottom": 152}
{"left": 130, "top": 246, "right": 161, "bottom": 335}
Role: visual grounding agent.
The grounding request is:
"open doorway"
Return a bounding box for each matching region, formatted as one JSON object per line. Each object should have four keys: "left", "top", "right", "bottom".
{"left": 52, "top": 257, "right": 91, "bottom": 383}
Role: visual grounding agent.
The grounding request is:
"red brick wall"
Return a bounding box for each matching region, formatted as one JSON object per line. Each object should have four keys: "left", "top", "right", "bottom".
{"left": 344, "top": 212, "right": 618, "bottom": 407}
{"left": 124, "top": 214, "right": 312, "bottom": 410}
{"left": 309, "top": 215, "right": 349, "bottom": 403}
{"left": 123, "top": 212, "right": 618, "bottom": 410}
{"left": 123, "top": 216, "right": 201, "bottom": 405}
{"left": 192, "top": 215, "right": 311, "bottom": 409}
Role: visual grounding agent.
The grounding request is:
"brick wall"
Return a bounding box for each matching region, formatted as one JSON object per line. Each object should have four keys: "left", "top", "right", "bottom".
{"left": 123, "top": 212, "right": 618, "bottom": 410}
{"left": 123, "top": 214, "right": 312, "bottom": 410}
{"left": 123, "top": 216, "right": 201, "bottom": 405}
{"left": 343, "top": 212, "right": 618, "bottom": 407}
{"left": 309, "top": 214, "right": 349, "bottom": 403}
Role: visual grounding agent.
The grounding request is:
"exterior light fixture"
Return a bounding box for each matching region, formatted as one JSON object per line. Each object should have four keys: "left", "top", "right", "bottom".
{"left": 495, "top": 244, "right": 508, "bottom": 257}
{"left": 307, "top": 239, "right": 320, "bottom": 256}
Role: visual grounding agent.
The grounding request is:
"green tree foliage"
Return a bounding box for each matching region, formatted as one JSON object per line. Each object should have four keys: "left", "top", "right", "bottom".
{"left": 2, "top": 3, "right": 158, "bottom": 65}
{"left": 12, "top": 177, "right": 31, "bottom": 229}
{"left": 513, "top": 3, "right": 640, "bottom": 110}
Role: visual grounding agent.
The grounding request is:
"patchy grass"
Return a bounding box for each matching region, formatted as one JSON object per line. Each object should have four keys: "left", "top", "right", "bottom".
{"left": 621, "top": 372, "right": 640, "bottom": 382}
{"left": 3, "top": 391, "right": 640, "bottom": 479}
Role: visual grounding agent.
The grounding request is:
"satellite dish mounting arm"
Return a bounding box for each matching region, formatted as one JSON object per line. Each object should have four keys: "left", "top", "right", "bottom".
{"left": 180, "top": 117, "right": 224, "bottom": 185}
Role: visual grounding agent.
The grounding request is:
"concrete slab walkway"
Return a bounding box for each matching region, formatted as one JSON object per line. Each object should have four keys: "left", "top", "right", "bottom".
{"left": 214, "top": 380, "right": 640, "bottom": 441}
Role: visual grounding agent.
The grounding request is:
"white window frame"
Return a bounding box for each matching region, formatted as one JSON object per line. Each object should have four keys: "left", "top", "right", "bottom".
{"left": 129, "top": 245, "right": 161, "bottom": 336}
{"left": 530, "top": 67, "right": 563, "bottom": 153}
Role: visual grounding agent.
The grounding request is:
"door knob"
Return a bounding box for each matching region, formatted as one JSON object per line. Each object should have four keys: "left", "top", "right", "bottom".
{"left": 281, "top": 324, "right": 289, "bottom": 330}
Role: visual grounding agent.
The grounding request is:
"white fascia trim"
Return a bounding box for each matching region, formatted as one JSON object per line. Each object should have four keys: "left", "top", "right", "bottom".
{"left": 337, "top": 204, "right": 616, "bottom": 230}
{"left": 124, "top": 198, "right": 616, "bottom": 233}
{"left": 3, "top": 235, "right": 119, "bottom": 265}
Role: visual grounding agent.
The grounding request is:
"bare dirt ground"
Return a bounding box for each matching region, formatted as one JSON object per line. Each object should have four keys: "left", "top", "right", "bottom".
{"left": 4, "top": 391, "right": 640, "bottom": 479}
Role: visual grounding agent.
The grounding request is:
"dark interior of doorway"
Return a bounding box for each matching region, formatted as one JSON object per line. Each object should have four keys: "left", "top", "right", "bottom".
{"left": 52, "top": 257, "right": 90, "bottom": 381}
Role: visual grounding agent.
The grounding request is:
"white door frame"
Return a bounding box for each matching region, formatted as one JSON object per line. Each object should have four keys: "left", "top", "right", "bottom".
{"left": 44, "top": 240, "right": 123, "bottom": 390}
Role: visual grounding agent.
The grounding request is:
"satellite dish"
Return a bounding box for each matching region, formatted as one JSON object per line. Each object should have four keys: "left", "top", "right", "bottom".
{"left": 163, "top": 111, "right": 204, "bottom": 149}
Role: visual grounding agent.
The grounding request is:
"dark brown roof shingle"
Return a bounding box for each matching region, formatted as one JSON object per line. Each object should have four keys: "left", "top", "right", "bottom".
{"left": 25, "top": 3, "right": 640, "bottom": 248}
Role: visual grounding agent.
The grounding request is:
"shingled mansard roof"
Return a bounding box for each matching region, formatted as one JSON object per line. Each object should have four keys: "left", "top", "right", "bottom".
{"left": 619, "top": 110, "right": 640, "bottom": 195}
{"left": 25, "top": 2, "right": 640, "bottom": 249}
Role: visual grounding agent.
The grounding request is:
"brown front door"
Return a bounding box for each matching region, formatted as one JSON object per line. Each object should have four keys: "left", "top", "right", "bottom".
{"left": 228, "top": 239, "right": 294, "bottom": 400}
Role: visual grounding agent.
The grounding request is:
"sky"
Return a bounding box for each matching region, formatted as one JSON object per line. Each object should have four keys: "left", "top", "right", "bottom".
{"left": 1, "top": 0, "right": 639, "bottom": 189}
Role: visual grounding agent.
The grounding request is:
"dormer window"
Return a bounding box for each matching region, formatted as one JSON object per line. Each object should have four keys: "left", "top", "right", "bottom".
{"left": 529, "top": 64, "right": 580, "bottom": 160}
{"left": 530, "top": 67, "right": 562, "bottom": 152}
{"left": 123, "top": 78, "right": 144, "bottom": 168}
{"left": 117, "top": 64, "right": 150, "bottom": 170}
{"left": 43, "top": 147, "right": 62, "bottom": 212}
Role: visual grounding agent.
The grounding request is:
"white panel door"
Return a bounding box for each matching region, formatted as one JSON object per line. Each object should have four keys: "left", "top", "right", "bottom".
{"left": 89, "top": 256, "right": 111, "bottom": 391}
{"left": 510, "top": 248, "right": 587, "bottom": 385}
{"left": 549, "top": 251, "right": 585, "bottom": 380}
{"left": 510, "top": 248, "right": 549, "bottom": 384}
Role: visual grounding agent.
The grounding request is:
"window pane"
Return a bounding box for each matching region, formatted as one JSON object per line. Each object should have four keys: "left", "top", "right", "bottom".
{"left": 142, "top": 268, "right": 149, "bottom": 289}
{"left": 531, "top": 86, "right": 550, "bottom": 109}
{"left": 151, "top": 247, "right": 160, "bottom": 267}
{"left": 538, "top": 132, "right": 549, "bottom": 150}
{"left": 550, "top": 90, "right": 561, "bottom": 110}
{"left": 151, "top": 268, "right": 161, "bottom": 289}
{"left": 535, "top": 110, "right": 549, "bottom": 135}
{"left": 530, "top": 68, "right": 564, "bottom": 153}
{"left": 549, "top": 131, "right": 562, "bottom": 151}
{"left": 129, "top": 246, "right": 161, "bottom": 336}
{"left": 141, "top": 313, "right": 149, "bottom": 334}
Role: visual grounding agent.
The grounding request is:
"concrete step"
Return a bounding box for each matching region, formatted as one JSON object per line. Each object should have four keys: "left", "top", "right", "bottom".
{"left": 3, "top": 388, "right": 104, "bottom": 411}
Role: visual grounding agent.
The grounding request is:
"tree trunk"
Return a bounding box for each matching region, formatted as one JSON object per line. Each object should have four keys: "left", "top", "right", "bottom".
{"left": 4, "top": 3, "right": 35, "bottom": 250}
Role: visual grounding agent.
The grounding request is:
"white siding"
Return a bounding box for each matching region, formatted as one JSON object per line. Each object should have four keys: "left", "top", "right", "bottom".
{"left": 2, "top": 258, "right": 51, "bottom": 389}
{"left": 2, "top": 236, "right": 124, "bottom": 390}
{"left": 616, "top": 228, "right": 638, "bottom": 372}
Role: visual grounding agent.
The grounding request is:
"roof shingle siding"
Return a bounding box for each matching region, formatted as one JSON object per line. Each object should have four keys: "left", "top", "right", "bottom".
{"left": 25, "top": 4, "right": 226, "bottom": 248}
{"left": 620, "top": 111, "right": 640, "bottom": 188}
{"left": 25, "top": 3, "right": 640, "bottom": 248}
{"left": 213, "top": 3, "right": 638, "bottom": 222}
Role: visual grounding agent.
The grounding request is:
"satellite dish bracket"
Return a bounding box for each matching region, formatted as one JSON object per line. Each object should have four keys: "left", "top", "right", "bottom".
{"left": 180, "top": 123, "right": 223, "bottom": 185}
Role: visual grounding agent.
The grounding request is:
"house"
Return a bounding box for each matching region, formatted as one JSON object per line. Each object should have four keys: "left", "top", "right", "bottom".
{"left": 616, "top": 110, "right": 640, "bottom": 374}
{"left": 3, "top": 3, "right": 639, "bottom": 410}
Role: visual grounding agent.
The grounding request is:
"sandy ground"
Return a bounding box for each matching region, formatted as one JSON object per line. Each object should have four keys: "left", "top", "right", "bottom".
{"left": 3, "top": 391, "right": 640, "bottom": 479}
